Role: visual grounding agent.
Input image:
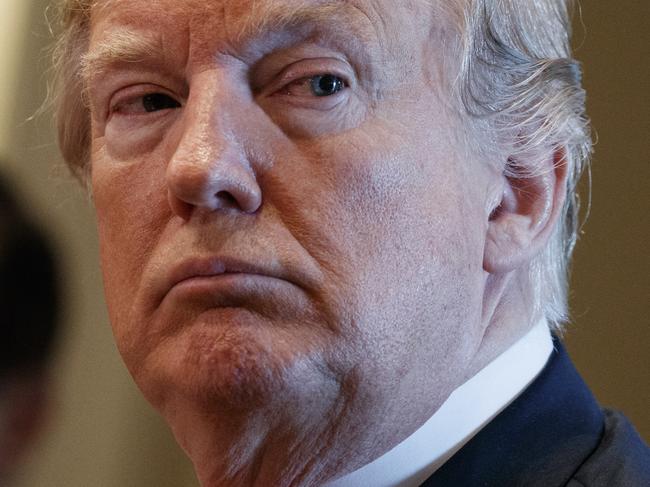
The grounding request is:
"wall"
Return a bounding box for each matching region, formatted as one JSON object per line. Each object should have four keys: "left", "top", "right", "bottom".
{"left": 565, "top": 1, "right": 650, "bottom": 441}
{"left": 0, "top": 0, "right": 32, "bottom": 151}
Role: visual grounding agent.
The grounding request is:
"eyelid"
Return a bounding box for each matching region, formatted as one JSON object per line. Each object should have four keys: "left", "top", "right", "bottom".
{"left": 108, "top": 84, "right": 181, "bottom": 117}
{"left": 261, "top": 57, "right": 354, "bottom": 96}
{"left": 87, "top": 66, "right": 186, "bottom": 112}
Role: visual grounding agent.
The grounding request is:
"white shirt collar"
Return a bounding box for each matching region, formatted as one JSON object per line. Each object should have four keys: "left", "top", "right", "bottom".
{"left": 327, "top": 320, "right": 553, "bottom": 487}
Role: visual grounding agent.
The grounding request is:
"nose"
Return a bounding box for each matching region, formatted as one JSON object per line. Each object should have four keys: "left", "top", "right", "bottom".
{"left": 166, "top": 86, "right": 262, "bottom": 220}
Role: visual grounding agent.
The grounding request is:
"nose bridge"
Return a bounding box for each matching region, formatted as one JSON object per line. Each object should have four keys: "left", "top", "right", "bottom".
{"left": 166, "top": 73, "right": 262, "bottom": 218}
{"left": 173, "top": 75, "right": 240, "bottom": 173}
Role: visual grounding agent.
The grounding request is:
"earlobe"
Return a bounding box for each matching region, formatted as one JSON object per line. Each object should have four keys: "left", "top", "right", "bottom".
{"left": 483, "top": 150, "right": 568, "bottom": 275}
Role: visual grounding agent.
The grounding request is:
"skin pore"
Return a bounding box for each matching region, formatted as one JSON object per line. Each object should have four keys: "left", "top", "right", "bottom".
{"left": 85, "top": 0, "right": 566, "bottom": 485}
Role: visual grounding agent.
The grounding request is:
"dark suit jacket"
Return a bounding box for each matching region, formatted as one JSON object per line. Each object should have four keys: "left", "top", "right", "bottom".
{"left": 422, "top": 340, "right": 650, "bottom": 486}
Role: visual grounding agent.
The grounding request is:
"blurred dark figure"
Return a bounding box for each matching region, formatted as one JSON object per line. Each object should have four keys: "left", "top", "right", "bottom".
{"left": 0, "top": 171, "right": 60, "bottom": 484}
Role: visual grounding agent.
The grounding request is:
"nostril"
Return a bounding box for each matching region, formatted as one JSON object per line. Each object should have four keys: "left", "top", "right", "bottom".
{"left": 215, "top": 191, "right": 238, "bottom": 208}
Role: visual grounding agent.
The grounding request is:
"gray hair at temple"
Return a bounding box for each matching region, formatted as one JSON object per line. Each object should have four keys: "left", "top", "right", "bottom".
{"left": 49, "top": 0, "right": 591, "bottom": 330}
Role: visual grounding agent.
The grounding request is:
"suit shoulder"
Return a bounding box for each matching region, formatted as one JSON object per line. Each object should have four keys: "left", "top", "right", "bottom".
{"left": 570, "top": 409, "right": 650, "bottom": 486}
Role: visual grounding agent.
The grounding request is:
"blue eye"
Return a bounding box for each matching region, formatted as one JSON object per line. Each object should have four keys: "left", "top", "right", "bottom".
{"left": 142, "top": 93, "right": 181, "bottom": 112}
{"left": 309, "top": 75, "right": 345, "bottom": 97}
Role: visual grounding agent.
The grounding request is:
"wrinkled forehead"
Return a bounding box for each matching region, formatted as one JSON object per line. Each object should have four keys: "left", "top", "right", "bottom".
{"left": 90, "top": 0, "right": 447, "bottom": 26}
{"left": 82, "top": 0, "right": 464, "bottom": 98}
{"left": 88, "top": 0, "right": 456, "bottom": 58}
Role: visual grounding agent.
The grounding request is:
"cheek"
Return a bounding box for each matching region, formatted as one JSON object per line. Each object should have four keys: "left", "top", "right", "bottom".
{"left": 283, "top": 121, "right": 488, "bottom": 362}
{"left": 92, "top": 150, "right": 170, "bottom": 331}
{"left": 301, "top": 123, "right": 485, "bottom": 278}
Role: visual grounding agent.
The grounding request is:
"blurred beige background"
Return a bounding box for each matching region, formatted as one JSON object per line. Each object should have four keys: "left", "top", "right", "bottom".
{"left": 564, "top": 0, "right": 649, "bottom": 447}
{"left": 0, "top": 1, "right": 647, "bottom": 486}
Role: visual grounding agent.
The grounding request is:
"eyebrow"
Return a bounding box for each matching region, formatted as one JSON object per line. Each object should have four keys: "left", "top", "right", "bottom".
{"left": 81, "top": 29, "right": 161, "bottom": 84}
{"left": 81, "top": 1, "right": 378, "bottom": 86}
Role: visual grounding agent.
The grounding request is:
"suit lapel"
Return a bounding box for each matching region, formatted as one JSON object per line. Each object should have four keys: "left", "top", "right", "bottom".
{"left": 421, "top": 339, "right": 604, "bottom": 487}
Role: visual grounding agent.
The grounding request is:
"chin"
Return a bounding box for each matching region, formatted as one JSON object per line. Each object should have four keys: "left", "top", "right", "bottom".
{"left": 129, "top": 307, "right": 328, "bottom": 413}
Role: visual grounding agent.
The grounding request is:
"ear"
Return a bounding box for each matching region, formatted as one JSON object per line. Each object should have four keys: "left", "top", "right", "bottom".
{"left": 484, "top": 149, "right": 568, "bottom": 274}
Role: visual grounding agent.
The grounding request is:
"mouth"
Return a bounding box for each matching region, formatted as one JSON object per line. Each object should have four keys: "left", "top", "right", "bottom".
{"left": 159, "top": 256, "right": 305, "bottom": 308}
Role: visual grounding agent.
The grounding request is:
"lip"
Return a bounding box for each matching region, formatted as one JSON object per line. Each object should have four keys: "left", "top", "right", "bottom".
{"left": 160, "top": 256, "right": 303, "bottom": 305}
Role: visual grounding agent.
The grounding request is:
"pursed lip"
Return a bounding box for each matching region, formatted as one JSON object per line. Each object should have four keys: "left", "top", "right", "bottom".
{"left": 159, "top": 256, "right": 305, "bottom": 306}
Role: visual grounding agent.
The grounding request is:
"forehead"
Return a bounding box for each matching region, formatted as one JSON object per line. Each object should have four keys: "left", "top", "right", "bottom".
{"left": 88, "top": 0, "right": 447, "bottom": 61}
{"left": 92, "top": 0, "right": 436, "bottom": 27}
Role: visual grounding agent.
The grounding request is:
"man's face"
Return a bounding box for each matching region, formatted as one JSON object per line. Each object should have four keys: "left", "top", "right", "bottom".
{"left": 87, "top": 0, "right": 494, "bottom": 468}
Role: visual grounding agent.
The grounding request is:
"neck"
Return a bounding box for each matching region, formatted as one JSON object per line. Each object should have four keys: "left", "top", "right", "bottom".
{"left": 467, "top": 271, "right": 539, "bottom": 382}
